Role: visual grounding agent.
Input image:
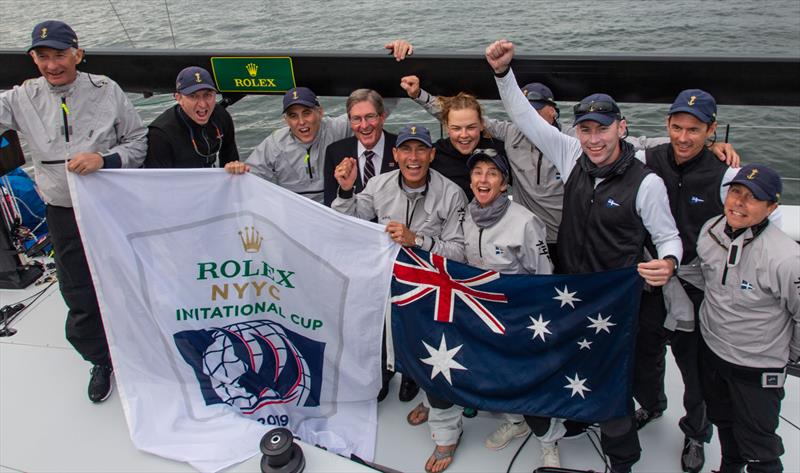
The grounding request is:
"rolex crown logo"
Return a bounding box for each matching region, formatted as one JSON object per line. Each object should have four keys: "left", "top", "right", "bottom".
{"left": 40, "top": 27, "right": 48, "bottom": 39}
{"left": 246, "top": 62, "right": 258, "bottom": 77}
{"left": 239, "top": 226, "right": 263, "bottom": 253}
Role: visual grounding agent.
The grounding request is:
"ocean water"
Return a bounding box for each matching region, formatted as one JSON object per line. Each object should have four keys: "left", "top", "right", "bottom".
{"left": 2, "top": 0, "right": 799, "bottom": 202}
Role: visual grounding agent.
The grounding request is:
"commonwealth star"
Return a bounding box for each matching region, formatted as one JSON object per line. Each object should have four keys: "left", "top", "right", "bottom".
{"left": 420, "top": 334, "right": 467, "bottom": 385}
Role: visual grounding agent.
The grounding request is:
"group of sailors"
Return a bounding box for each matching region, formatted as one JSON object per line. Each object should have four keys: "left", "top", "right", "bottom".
{"left": 1, "top": 20, "right": 797, "bottom": 473}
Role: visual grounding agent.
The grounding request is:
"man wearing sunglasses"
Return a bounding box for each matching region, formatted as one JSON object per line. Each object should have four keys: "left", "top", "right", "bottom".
{"left": 696, "top": 164, "right": 797, "bottom": 473}
{"left": 145, "top": 66, "right": 239, "bottom": 168}
{"left": 0, "top": 20, "right": 147, "bottom": 403}
{"left": 486, "top": 39, "right": 682, "bottom": 473}
{"left": 224, "top": 40, "right": 413, "bottom": 203}
{"left": 322, "top": 89, "right": 397, "bottom": 207}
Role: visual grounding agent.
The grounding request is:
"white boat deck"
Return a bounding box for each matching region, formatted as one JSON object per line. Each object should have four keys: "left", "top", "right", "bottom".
{"left": 1, "top": 279, "right": 798, "bottom": 473}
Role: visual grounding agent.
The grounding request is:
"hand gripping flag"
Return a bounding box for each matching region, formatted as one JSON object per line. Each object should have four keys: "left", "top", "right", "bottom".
{"left": 391, "top": 248, "right": 643, "bottom": 423}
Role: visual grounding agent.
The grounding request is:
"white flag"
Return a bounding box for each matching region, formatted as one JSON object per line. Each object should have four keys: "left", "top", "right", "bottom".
{"left": 68, "top": 170, "right": 398, "bottom": 473}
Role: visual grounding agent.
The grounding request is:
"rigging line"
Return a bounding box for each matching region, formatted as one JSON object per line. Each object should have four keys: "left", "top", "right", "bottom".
{"left": 164, "top": 0, "right": 177, "bottom": 49}
{"left": 107, "top": 0, "right": 136, "bottom": 48}
{"left": 780, "top": 414, "right": 800, "bottom": 432}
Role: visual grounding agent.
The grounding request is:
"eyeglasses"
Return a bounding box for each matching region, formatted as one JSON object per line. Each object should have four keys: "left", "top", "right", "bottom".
{"left": 573, "top": 100, "right": 620, "bottom": 116}
{"left": 349, "top": 113, "right": 380, "bottom": 125}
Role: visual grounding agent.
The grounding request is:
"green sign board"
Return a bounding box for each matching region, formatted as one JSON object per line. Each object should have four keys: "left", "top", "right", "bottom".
{"left": 210, "top": 57, "right": 296, "bottom": 93}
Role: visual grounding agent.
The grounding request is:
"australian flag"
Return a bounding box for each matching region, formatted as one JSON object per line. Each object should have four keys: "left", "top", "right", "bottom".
{"left": 391, "top": 248, "right": 643, "bottom": 423}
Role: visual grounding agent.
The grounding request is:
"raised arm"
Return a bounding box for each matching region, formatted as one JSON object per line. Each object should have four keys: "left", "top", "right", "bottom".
{"left": 486, "top": 40, "right": 582, "bottom": 181}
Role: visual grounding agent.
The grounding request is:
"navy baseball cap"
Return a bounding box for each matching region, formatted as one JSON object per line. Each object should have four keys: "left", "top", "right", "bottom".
{"left": 467, "top": 148, "right": 509, "bottom": 178}
{"left": 573, "top": 93, "right": 622, "bottom": 126}
{"left": 669, "top": 89, "right": 717, "bottom": 124}
{"left": 28, "top": 20, "right": 78, "bottom": 52}
{"left": 283, "top": 87, "right": 320, "bottom": 112}
{"left": 395, "top": 124, "right": 433, "bottom": 147}
{"left": 724, "top": 164, "right": 782, "bottom": 202}
{"left": 175, "top": 66, "right": 216, "bottom": 95}
{"left": 521, "top": 82, "right": 556, "bottom": 111}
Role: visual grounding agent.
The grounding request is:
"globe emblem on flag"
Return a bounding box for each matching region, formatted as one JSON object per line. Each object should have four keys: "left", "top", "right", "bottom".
{"left": 176, "top": 320, "right": 319, "bottom": 414}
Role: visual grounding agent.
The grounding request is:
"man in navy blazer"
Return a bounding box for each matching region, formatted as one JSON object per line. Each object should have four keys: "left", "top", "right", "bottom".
{"left": 323, "top": 89, "right": 398, "bottom": 206}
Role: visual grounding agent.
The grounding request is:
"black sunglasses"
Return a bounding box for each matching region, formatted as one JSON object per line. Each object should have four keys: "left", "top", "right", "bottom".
{"left": 573, "top": 100, "right": 620, "bottom": 116}
{"left": 525, "top": 90, "right": 556, "bottom": 105}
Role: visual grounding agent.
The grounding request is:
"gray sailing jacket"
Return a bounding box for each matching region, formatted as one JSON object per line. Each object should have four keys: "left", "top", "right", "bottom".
{"left": 0, "top": 72, "right": 147, "bottom": 207}
{"left": 245, "top": 114, "right": 352, "bottom": 204}
{"left": 413, "top": 89, "right": 563, "bottom": 243}
{"left": 332, "top": 169, "right": 467, "bottom": 262}
{"left": 464, "top": 200, "right": 552, "bottom": 275}
{"left": 245, "top": 99, "right": 398, "bottom": 204}
{"left": 698, "top": 216, "right": 800, "bottom": 368}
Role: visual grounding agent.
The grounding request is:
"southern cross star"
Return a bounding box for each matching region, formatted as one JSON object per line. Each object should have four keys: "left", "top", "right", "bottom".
{"left": 586, "top": 313, "right": 616, "bottom": 334}
{"left": 564, "top": 373, "right": 591, "bottom": 399}
{"left": 577, "top": 338, "right": 593, "bottom": 350}
{"left": 527, "top": 314, "right": 552, "bottom": 342}
{"left": 420, "top": 334, "right": 467, "bottom": 385}
{"left": 553, "top": 285, "right": 582, "bottom": 309}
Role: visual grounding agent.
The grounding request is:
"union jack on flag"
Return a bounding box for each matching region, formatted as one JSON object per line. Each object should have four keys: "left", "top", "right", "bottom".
{"left": 391, "top": 248, "right": 643, "bottom": 423}
{"left": 392, "top": 248, "right": 508, "bottom": 333}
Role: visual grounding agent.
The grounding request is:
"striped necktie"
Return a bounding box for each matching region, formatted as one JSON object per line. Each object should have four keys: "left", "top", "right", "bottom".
{"left": 363, "top": 150, "right": 376, "bottom": 185}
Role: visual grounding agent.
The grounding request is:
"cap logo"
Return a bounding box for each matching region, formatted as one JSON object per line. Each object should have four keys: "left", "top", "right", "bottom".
{"left": 747, "top": 168, "right": 759, "bottom": 180}
{"left": 688, "top": 96, "right": 696, "bottom": 106}
{"left": 292, "top": 90, "right": 298, "bottom": 100}
{"left": 194, "top": 72, "right": 202, "bottom": 83}
{"left": 245, "top": 62, "right": 258, "bottom": 77}
{"left": 410, "top": 126, "right": 417, "bottom": 135}
{"left": 523, "top": 89, "right": 529, "bottom": 97}
{"left": 40, "top": 27, "right": 48, "bottom": 39}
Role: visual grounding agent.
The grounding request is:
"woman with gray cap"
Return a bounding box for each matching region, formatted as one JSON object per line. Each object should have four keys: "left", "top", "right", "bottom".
{"left": 421, "top": 148, "right": 558, "bottom": 472}
{"left": 464, "top": 147, "right": 560, "bottom": 466}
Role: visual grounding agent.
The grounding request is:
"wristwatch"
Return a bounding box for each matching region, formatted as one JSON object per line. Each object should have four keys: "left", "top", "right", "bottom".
{"left": 664, "top": 255, "right": 679, "bottom": 273}
{"left": 414, "top": 234, "right": 425, "bottom": 249}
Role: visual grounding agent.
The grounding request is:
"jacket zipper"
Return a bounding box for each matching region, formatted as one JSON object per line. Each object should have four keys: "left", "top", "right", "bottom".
{"left": 305, "top": 147, "right": 313, "bottom": 179}
{"left": 579, "top": 186, "right": 597, "bottom": 266}
{"left": 478, "top": 228, "right": 484, "bottom": 258}
{"left": 536, "top": 155, "right": 542, "bottom": 185}
{"left": 61, "top": 97, "right": 70, "bottom": 142}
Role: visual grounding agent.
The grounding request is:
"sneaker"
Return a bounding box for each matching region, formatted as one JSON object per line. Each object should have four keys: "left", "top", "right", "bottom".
{"left": 485, "top": 421, "right": 530, "bottom": 450}
{"left": 540, "top": 442, "right": 561, "bottom": 467}
{"left": 634, "top": 407, "right": 663, "bottom": 430}
{"left": 681, "top": 438, "right": 705, "bottom": 473}
{"left": 88, "top": 364, "right": 113, "bottom": 403}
